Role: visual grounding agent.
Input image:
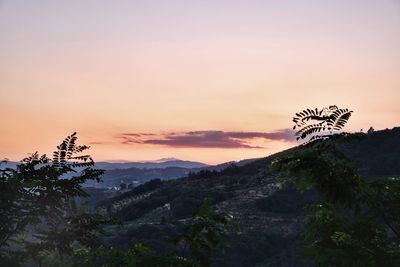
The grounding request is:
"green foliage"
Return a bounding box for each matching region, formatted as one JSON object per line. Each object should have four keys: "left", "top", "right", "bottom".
{"left": 256, "top": 184, "right": 318, "bottom": 214}
{"left": 99, "top": 180, "right": 233, "bottom": 221}
{"left": 300, "top": 199, "right": 400, "bottom": 267}
{"left": 42, "top": 197, "right": 232, "bottom": 267}
{"left": 0, "top": 133, "right": 112, "bottom": 265}
{"left": 272, "top": 107, "right": 400, "bottom": 266}
{"left": 341, "top": 127, "right": 400, "bottom": 176}
{"left": 171, "top": 190, "right": 232, "bottom": 219}
{"left": 213, "top": 230, "right": 298, "bottom": 267}
{"left": 68, "top": 243, "right": 189, "bottom": 267}
{"left": 171, "top": 197, "right": 232, "bottom": 267}
{"left": 1, "top": 134, "right": 232, "bottom": 266}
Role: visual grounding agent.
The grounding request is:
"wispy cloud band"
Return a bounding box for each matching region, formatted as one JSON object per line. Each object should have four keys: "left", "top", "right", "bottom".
{"left": 118, "top": 129, "right": 295, "bottom": 149}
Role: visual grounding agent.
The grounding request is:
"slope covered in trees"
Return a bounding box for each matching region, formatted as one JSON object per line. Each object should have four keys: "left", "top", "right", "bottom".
{"left": 2, "top": 125, "right": 399, "bottom": 266}
{"left": 96, "top": 127, "right": 400, "bottom": 266}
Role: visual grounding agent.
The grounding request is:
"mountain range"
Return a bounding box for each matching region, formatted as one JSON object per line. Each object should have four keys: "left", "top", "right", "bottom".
{"left": 86, "top": 158, "right": 258, "bottom": 188}
{"left": 2, "top": 157, "right": 258, "bottom": 189}
{"left": 94, "top": 158, "right": 209, "bottom": 170}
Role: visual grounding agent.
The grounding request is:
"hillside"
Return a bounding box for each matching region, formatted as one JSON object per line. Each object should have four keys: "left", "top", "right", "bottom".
{"left": 84, "top": 166, "right": 196, "bottom": 188}
{"left": 94, "top": 128, "right": 400, "bottom": 266}
{"left": 84, "top": 158, "right": 258, "bottom": 188}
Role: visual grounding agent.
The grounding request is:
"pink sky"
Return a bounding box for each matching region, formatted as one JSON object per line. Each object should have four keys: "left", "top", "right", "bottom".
{"left": 1, "top": 0, "right": 399, "bottom": 164}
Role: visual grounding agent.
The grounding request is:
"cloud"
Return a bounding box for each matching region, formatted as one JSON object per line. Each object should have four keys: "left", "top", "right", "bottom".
{"left": 118, "top": 129, "right": 295, "bottom": 149}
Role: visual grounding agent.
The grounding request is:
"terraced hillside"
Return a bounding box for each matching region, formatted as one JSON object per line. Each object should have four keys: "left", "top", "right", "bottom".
{"left": 94, "top": 127, "right": 400, "bottom": 267}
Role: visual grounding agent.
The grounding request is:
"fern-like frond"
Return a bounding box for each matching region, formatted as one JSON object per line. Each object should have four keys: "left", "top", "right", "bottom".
{"left": 295, "top": 123, "right": 326, "bottom": 140}
{"left": 332, "top": 109, "right": 352, "bottom": 131}
{"left": 292, "top": 106, "right": 353, "bottom": 144}
{"left": 52, "top": 133, "right": 94, "bottom": 169}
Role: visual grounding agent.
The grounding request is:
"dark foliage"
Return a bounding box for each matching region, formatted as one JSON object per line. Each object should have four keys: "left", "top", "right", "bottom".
{"left": 66, "top": 198, "right": 232, "bottom": 267}
{"left": 0, "top": 133, "right": 111, "bottom": 266}
{"left": 273, "top": 108, "right": 400, "bottom": 266}
{"left": 292, "top": 105, "right": 352, "bottom": 143}
{"left": 256, "top": 184, "right": 319, "bottom": 214}
{"left": 94, "top": 126, "right": 400, "bottom": 266}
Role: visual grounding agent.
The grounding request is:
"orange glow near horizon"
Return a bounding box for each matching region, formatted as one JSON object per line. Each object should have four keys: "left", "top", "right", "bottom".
{"left": 1, "top": 1, "right": 399, "bottom": 164}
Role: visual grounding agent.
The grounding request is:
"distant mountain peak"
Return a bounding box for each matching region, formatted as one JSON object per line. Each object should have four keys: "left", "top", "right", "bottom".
{"left": 139, "top": 157, "right": 180, "bottom": 163}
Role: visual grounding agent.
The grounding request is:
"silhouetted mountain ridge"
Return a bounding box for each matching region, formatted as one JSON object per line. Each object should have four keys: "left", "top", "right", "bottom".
{"left": 95, "top": 159, "right": 209, "bottom": 170}
{"left": 85, "top": 158, "right": 259, "bottom": 188}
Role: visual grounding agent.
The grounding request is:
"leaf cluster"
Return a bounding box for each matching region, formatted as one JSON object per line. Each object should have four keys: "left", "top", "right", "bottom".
{"left": 292, "top": 105, "right": 353, "bottom": 143}
{"left": 272, "top": 109, "right": 400, "bottom": 266}
{"left": 171, "top": 197, "right": 232, "bottom": 267}
{"left": 42, "top": 197, "right": 232, "bottom": 267}
{"left": 0, "top": 133, "right": 111, "bottom": 266}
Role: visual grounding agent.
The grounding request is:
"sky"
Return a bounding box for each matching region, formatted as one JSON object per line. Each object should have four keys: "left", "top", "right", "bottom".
{"left": 1, "top": 0, "right": 399, "bottom": 164}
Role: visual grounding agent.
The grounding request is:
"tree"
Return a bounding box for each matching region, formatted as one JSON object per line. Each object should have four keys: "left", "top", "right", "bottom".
{"left": 171, "top": 197, "right": 232, "bottom": 267}
{"left": 48, "top": 197, "right": 232, "bottom": 267}
{"left": 0, "top": 133, "right": 111, "bottom": 266}
{"left": 272, "top": 106, "right": 400, "bottom": 266}
{"left": 1, "top": 133, "right": 233, "bottom": 267}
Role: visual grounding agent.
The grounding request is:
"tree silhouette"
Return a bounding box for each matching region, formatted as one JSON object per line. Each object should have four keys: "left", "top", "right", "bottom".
{"left": 0, "top": 133, "right": 111, "bottom": 266}
{"left": 273, "top": 107, "right": 400, "bottom": 266}
{"left": 292, "top": 105, "right": 352, "bottom": 143}
{"left": 1, "top": 134, "right": 232, "bottom": 267}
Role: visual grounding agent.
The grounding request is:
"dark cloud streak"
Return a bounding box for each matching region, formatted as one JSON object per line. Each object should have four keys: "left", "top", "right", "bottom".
{"left": 118, "top": 129, "right": 295, "bottom": 149}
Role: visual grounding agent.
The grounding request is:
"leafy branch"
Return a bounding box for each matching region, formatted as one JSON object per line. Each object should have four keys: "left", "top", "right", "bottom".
{"left": 292, "top": 105, "right": 353, "bottom": 143}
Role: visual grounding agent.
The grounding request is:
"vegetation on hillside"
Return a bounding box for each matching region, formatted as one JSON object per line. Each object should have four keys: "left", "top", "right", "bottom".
{"left": 93, "top": 124, "right": 400, "bottom": 266}
{"left": 273, "top": 106, "right": 400, "bottom": 266}
{"left": 2, "top": 106, "right": 400, "bottom": 266}
{"left": 0, "top": 133, "right": 113, "bottom": 266}
{"left": 0, "top": 134, "right": 232, "bottom": 267}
